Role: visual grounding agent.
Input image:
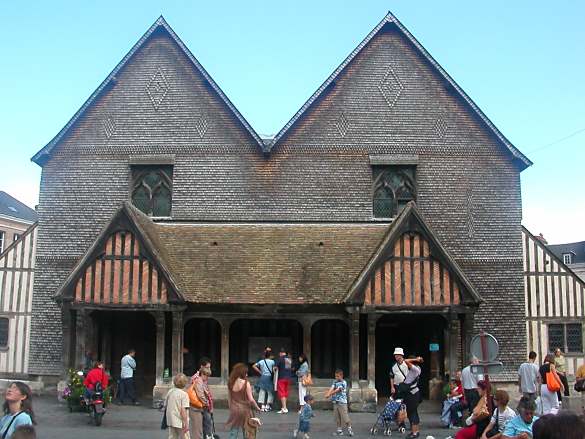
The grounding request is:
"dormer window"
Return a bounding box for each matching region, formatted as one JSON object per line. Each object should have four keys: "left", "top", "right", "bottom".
{"left": 372, "top": 165, "right": 416, "bottom": 218}
{"left": 131, "top": 165, "right": 173, "bottom": 217}
{"left": 563, "top": 253, "right": 573, "bottom": 265}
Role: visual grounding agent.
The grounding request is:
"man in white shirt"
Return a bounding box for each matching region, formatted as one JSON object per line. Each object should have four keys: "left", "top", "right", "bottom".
{"left": 461, "top": 356, "right": 483, "bottom": 411}
{"left": 389, "top": 347, "right": 409, "bottom": 397}
{"left": 117, "top": 348, "right": 140, "bottom": 405}
{"left": 518, "top": 351, "right": 540, "bottom": 401}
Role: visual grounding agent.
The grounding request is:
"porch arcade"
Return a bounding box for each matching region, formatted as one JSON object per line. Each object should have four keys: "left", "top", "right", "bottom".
{"left": 55, "top": 202, "right": 481, "bottom": 410}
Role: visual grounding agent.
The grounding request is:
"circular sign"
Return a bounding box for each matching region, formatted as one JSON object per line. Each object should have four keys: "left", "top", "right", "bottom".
{"left": 470, "top": 333, "right": 499, "bottom": 362}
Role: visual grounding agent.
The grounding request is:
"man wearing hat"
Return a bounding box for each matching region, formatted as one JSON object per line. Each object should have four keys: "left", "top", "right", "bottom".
{"left": 390, "top": 347, "right": 409, "bottom": 397}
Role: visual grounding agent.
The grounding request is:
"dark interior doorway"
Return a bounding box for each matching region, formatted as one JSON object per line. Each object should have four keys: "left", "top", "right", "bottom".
{"left": 184, "top": 318, "right": 221, "bottom": 377}
{"left": 93, "top": 311, "right": 156, "bottom": 398}
{"left": 375, "top": 314, "right": 446, "bottom": 398}
{"left": 229, "top": 319, "right": 302, "bottom": 369}
{"left": 311, "top": 319, "right": 350, "bottom": 379}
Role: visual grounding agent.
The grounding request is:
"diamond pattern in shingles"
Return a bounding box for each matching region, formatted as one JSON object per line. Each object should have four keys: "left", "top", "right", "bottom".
{"left": 194, "top": 115, "right": 208, "bottom": 139}
{"left": 434, "top": 116, "right": 448, "bottom": 138}
{"left": 146, "top": 68, "right": 170, "bottom": 110}
{"left": 335, "top": 112, "right": 350, "bottom": 138}
{"left": 378, "top": 65, "right": 403, "bottom": 110}
{"left": 102, "top": 115, "right": 116, "bottom": 139}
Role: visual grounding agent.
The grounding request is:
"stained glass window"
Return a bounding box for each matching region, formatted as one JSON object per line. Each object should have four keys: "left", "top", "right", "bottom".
{"left": 372, "top": 166, "right": 416, "bottom": 218}
{"left": 131, "top": 165, "right": 173, "bottom": 217}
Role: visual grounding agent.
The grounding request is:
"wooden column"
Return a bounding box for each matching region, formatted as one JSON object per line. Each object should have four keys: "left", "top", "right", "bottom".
{"left": 61, "top": 304, "right": 73, "bottom": 374}
{"left": 153, "top": 312, "right": 166, "bottom": 385}
{"left": 302, "top": 319, "right": 313, "bottom": 365}
{"left": 171, "top": 311, "right": 183, "bottom": 376}
{"left": 447, "top": 315, "right": 459, "bottom": 376}
{"left": 349, "top": 311, "right": 360, "bottom": 389}
{"left": 219, "top": 319, "right": 231, "bottom": 385}
{"left": 462, "top": 313, "right": 475, "bottom": 364}
{"left": 75, "top": 309, "right": 87, "bottom": 369}
{"left": 367, "top": 314, "right": 379, "bottom": 389}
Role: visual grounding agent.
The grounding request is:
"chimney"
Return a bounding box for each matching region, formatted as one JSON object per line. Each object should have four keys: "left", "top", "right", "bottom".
{"left": 535, "top": 233, "right": 548, "bottom": 245}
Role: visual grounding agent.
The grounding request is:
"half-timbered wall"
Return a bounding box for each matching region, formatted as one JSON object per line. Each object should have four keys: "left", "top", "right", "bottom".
{"left": 74, "top": 231, "right": 168, "bottom": 305}
{"left": 364, "top": 232, "right": 462, "bottom": 306}
{"left": 523, "top": 227, "right": 585, "bottom": 375}
{"left": 0, "top": 224, "right": 37, "bottom": 375}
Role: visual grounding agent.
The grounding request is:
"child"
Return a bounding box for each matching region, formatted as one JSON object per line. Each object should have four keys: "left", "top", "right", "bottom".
{"left": 294, "top": 394, "right": 315, "bottom": 439}
{"left": 325, "top": 369, "right": 353, "bottom": 437}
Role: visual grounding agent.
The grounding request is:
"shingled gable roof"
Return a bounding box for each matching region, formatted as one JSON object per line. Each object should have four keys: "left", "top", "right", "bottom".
{"left": 31, "top": 16, "right": 266, "bottom": 165}
{"left": 344, "top": 202, "right": 482, "bottom": 306}
{"left": 55, "top": 202, "right": 184, "bottom": 303}
{"left": 270, "top": 12, "right": 532, "bottom": 170}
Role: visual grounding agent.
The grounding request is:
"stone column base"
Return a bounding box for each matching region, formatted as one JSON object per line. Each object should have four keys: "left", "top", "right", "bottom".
{"left": 349, "top": 386, "right": 378, "bottom": 413}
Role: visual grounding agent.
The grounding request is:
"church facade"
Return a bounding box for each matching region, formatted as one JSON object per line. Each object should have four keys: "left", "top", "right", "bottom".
{"left": 28, "top": 13, "right": 531, "bottom": 406}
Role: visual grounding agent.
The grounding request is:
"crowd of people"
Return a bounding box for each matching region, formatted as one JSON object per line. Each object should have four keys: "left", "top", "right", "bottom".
{"left": 2, "top": 345, "right": 585, "bottom": 439}
{"left": 437, "top": 348, "right": 585, "bottom": 439}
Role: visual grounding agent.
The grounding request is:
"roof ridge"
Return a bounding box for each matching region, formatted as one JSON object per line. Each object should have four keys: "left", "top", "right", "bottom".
{"left": 31, "top": 16, "right": 266, "bottom": 165}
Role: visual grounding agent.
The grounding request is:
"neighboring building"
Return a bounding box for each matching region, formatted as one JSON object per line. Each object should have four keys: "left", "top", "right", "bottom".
{"left": 548, "top": 240, "right": 585, "bottom": 282}
{"left": 0, "top": 191, "right": 38, "bottom": 254}
{"left": 28, "top": 12, "right": 532, "bottom": 406}
{"left": 523, "top": 227, "right": 585, "bottom": 376}
{"left": 0, "top": 223, "right": 38, "bottom": 378}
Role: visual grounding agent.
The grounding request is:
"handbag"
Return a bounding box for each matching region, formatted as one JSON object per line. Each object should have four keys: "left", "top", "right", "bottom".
{"left": 575, "top": 378, "right": 585, "bottom": 392}
{"left": 160, "top": 406, "right": 168, "bottom": 430}
{"left": 301, "top": 373, "right": 313, "bottom": 387}
{"left": 546, "top": 371, "right": 561, "bottom": 392}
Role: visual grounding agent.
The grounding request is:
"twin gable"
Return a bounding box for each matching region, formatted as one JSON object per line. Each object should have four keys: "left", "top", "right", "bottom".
{"left": 32, "top": 14, "right": 530, "bottom": 171}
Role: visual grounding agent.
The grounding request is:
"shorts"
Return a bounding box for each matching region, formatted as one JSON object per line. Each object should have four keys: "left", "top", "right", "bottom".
{"left": 277, "top": 379, "right": 290, "bottom": 398}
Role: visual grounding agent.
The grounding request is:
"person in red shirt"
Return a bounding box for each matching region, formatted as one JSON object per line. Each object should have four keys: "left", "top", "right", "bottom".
{"left": 83, "top": 361, "right": 109, "bottom": 400}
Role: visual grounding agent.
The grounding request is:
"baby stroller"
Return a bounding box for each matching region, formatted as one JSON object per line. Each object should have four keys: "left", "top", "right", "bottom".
{"left": 370, "top": 397, "right": 407, "bottom": 436}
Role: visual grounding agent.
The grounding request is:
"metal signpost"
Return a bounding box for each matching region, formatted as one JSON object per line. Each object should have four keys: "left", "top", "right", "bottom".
{"left": 470, "top": 331, "right": 503, "bottom": 412}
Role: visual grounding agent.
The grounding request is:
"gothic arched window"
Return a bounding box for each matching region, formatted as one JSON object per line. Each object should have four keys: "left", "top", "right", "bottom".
{"left": 131, "top": 165, "right": 173, "bottom": 217}
{"left": 372, "top": 166, "right": 416, "bottom": 218}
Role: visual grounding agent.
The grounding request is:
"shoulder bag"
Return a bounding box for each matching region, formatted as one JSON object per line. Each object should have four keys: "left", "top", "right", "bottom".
{"left": 575, "top": 378, "right": 585, "bottom": 392}
{"left": 1, "top": 412, "right": 23, "bottom": 439}
{"left": 546, "top": 369, "right": 561, "bottom": 392}
{"left": 486, "top": 407, "right": 499, "bottom": 437}
{"left": 301, "top": 372, "right": 313, "bottom": 387}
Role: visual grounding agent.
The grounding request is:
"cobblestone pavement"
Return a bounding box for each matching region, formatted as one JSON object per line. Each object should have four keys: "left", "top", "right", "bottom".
{"left": 35, "top": 396, "right": 457, "bottom": 439}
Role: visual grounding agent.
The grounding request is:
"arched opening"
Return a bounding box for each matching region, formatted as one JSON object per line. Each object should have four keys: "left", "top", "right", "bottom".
{"left": 229, "top": 319, "right": 302, "bottom": 368}
{"left": 311, "top": 319, "right": 349, "bottom": 379}
{"left": 183, "top": 318, "right": 221, "bottom": 377}
{"left": 375, "top": 314, "right": 447, "bottom": 398}
{"left": 92, "top": 311, "right": 157, "bottom": 398}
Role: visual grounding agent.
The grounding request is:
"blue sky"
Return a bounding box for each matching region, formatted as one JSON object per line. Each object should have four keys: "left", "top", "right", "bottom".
{"left": 1, "top": 1, "right": 583, "bottom": 243}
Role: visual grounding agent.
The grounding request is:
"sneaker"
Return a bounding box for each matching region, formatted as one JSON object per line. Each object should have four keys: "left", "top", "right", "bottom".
{"left": 347, "top": 427, "right": 354, "bottom": 437}
{"left": 406, "top": 433, "right": 420, "bottom": 439}
{"left": 278, "top": 408, "right": 289, "bottom": 414}
{"left": 303, "top": 434, "right": 310, "bottom": 439}
{"left": 293, "top": 429, "right": 298, "bottom": 438}
{"left": 333, "top": 430, "right": 344, "bottom": 436}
